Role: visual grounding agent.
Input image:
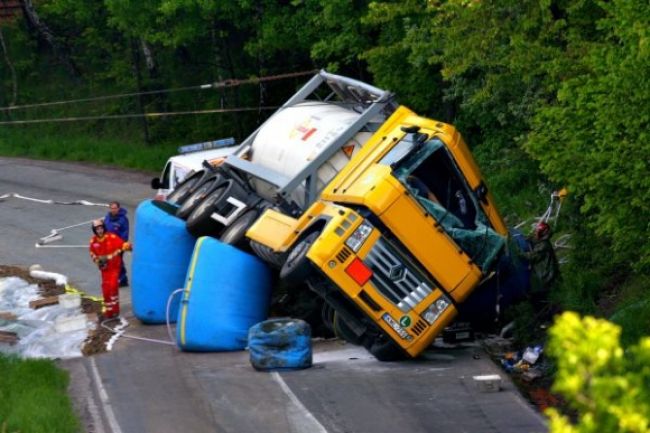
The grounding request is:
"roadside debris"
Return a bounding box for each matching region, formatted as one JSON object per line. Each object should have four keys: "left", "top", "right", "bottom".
{"left": 500, "top": 344, "right": 544, "bottom": 378}
{"left": 0, "top": 330, "right": 18, "bottom": 345}
{"left": 28, "top": 295, "right": 60, "bottom": 309}
{"left": 0, "top": 312, "right": 17, "bottom": 321}
{"left": 0, "top": 265, "right": 111, "bottom": 358}
{"left": 473, "top": 374, "right": 502, "bottom": 393}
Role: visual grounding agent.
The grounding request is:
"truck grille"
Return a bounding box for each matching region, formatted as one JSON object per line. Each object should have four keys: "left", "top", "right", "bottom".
{"left": 365, "top": 238, "right": 434, "bottom": 313}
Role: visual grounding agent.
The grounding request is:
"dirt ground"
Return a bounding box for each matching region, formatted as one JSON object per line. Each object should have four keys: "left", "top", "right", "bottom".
{"left": 0, "top": 264, "right": 113, "bottom": 355}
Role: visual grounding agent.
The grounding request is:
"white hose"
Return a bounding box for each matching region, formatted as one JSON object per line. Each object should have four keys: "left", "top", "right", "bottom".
{"left": 99, "top": 317, "right": 176, "bottom": 347}
{"left": 2, "top": 193, "right": 107, "bottom": 207}
{"left": 166, "top": 289, "right": 185, "bottom": 345}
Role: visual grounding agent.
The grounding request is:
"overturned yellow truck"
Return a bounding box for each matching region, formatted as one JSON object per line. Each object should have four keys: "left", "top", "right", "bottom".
{"left": 168, "top": 71, "right": 527, "bottom": 360}
{"left": 247, "top": 108, "right": 512, "bottom": 360}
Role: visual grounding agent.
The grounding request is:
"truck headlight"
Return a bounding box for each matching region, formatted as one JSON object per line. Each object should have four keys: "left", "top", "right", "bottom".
{"left": 423, "top": 295, "right": 451, "bottom": 325}
{"left": 345, "top": 221, "right": 373, "bottom": 252}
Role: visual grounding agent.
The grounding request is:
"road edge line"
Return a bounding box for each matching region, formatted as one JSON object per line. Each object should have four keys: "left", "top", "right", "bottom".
{"left": 90, "top": 357, "right": 124, "bottom": 433}
{"left": 271, "top": 371, "right": 328, "bottom": 433}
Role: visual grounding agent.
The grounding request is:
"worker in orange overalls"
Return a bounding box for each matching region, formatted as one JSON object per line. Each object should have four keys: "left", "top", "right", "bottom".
{"left": 89, "top": 219, "right": 132, "bottom": 319}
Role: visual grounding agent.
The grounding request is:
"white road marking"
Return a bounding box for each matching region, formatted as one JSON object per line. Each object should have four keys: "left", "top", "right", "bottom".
{"left": 271, "top": 371, "right": 329, "bottom": 433}
{"left": 90, "top": 357, "right": 124, "bottom": 433}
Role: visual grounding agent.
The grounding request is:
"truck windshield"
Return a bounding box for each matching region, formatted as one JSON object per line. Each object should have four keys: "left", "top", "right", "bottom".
{"left": 387, "top": 138, "right": 505, "bottom": 271}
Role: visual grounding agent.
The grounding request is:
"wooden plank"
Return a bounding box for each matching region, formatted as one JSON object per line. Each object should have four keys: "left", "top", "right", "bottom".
{"left": 0, "top": 312, "right": 17, "bottom": 321}
{"left": 28, "top": 295, "right": 60, "bottom": 309}
{"left": 0, "top": 330, "right": 18, "bottom": 345}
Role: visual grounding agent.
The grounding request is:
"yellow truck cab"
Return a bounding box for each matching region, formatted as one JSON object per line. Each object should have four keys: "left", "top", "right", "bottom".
{"left": 248, "top": 106, "right": 509, "bottom": 359}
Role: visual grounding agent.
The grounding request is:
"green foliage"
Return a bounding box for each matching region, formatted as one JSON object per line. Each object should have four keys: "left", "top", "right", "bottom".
{"left": 547, "top": 312, "right": 650, "bottom": 433}
{"left": 0, "top": 355, "right": 79, "bottom": 433}
{"left": 0, "top": 126, "right": 171, "bottom": 172}
{"left": 526, "top": 0, "right": 650, "bottom": 271}
{"left": 609, "top": 275, "right": 650, "bottom": 348}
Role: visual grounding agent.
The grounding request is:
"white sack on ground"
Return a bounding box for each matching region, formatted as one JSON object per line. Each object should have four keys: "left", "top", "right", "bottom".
{"left": 29, "top": 269, "right": 69, "bottom": 287}
{"left": 0, "top": 277, "right": 91, "bottom": 359}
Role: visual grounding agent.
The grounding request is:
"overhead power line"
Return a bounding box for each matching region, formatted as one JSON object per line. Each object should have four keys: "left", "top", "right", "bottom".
{"left": 0, "top": 69, "right": 318, "bottom": 112}
{"left": 0, "top": 106, "right": 282, "bottom": 125}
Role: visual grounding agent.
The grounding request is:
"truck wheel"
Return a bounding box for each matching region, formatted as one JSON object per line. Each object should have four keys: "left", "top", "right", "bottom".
{"left": 176, "top": 175, "right": 222, "bottom": 219}
{"left": 185, "top": 185, "right": 228, "bottom": 237}
{"left": 219, "top": 210, "right": 259, "bottom": 250}
{"left": 250, "top": 241, "right": 287, "bottom": 269}
{"left": 280, "top": 231, "right": 319, "bottom": 286}
{"left": 166, "top": 170, "right": 205, "bottom": 206}
{"left": 333, "top": 312, "right": 363, "bottom": 346}
{"left": 365, "top": 333, "right": 406, "bottom": 362}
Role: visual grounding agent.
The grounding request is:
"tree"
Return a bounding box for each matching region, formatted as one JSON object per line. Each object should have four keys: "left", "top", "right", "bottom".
{"left": 526, "top": 0, "right": 650, "bottom": 270}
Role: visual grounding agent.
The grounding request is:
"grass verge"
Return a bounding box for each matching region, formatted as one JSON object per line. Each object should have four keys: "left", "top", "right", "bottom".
{"left": 0, "top": 124, "right": 174, "bottom": 173}
{"left": 0, "top": 354, "right": 80, "bottom": 433}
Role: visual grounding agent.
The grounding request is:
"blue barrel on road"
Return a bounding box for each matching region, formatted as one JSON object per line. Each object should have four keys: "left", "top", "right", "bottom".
{"left": 249, "top": 318, "right": 313, "bottom": 371}
{"left": 177, "top": 237, "right": 272, "bottom": 351}
{"left": 132, "top": 200, "right": 196, "bottom": 324}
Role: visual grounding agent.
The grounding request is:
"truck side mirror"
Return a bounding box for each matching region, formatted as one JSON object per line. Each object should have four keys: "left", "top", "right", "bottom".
{"left": 151, "top": 177, "right": 161, "bottom": 189}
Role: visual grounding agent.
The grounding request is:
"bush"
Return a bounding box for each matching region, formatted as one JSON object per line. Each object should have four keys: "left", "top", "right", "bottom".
{"left": 546, "top": 312, "right": 650, "bottom": 433}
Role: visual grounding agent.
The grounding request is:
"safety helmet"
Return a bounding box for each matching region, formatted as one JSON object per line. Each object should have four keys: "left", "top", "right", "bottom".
{"left": 92, "top": 219, "right": 105, "bottom": 235}
{"left": 534, "top": 221, "right": 551, "bottom": 239}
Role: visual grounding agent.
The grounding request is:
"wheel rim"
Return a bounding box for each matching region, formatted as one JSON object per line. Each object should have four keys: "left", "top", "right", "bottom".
{"left": 180, "top": 180, "right": 214, "bottom": 213}
{"left": 188, "top": 186, "right": 225, "bottom": 224}
{"left": 168, "top": 176, "right": 198, "bottom": 203}
{"left": 286, "top": 237, "right": 311, "bottom": 267}
{"left": 284, "top": 232, "right": 318, "bottom": 274}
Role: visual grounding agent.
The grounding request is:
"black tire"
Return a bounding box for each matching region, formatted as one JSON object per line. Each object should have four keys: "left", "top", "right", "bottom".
{"left": 279, "top": 231, "right": 319, "bottom": 286}
{"left": 333, "top": 312, "right": 363, "bottom": 346}
{"left": 176, "top": 175, "right": 222, "bottom": 219}
{"left": 167, "top": 170, "right": 205, "bottom": 206}
{"left": 365, "top": 333, "right": 407, "bottom": 362}
{"left": 250, "top": 240, "right": 287, "bottom": 269}
{"left": 185, "top": 185, "right": 228, "bottom": 237}
{"left": 219, "top": 209, "right": 259, "bottom": 249}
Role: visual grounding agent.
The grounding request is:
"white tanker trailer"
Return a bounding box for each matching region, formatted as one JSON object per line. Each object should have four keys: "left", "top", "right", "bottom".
{"left": 166, "top": 70, "right": 396, "bottom": 248}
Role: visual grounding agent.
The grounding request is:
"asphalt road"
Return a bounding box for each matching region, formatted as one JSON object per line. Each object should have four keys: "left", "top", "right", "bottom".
{"left": 0, "top": 157, "right": 152, "bottom": 296}
{"left": 0, "top": 157, "right": 547, "bottom": 433}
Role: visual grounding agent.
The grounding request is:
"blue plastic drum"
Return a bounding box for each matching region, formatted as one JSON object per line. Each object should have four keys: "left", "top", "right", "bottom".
{"left": 132, "top": 200, "right": 196, "bottom": 324}
{"left": 249, "top": 318, "right": 313, "bottom": 371}
{"left": 177, "top": 237, "right": 272, "bottom": 351}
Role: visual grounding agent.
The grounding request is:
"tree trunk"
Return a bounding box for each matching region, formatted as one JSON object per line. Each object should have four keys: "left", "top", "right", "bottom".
{"left": 21, "top": 0, "right": 79, "bottom": 78}
{"left": 140, "top": 39, "right": 156, "bottom": 74}
{"left": 0, "top": 26, "right": 18, "bottom": 110}
{"left": 130, "top": 39, "right": 150, "bottom": 143}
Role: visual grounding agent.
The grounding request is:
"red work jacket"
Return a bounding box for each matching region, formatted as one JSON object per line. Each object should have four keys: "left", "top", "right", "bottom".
{"left": 89, "top": 233, "right": 126, "bottom": 272}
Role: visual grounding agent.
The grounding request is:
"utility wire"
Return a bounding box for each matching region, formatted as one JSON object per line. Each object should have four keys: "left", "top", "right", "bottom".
{"left": 0, "top": 106, "right": 281, "bottom": 125}
{"left": 0, "top": 99, "right": 373, "bottom": 126}
{"left": 0, "top": 69, "right": 318, "bottom": 112}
